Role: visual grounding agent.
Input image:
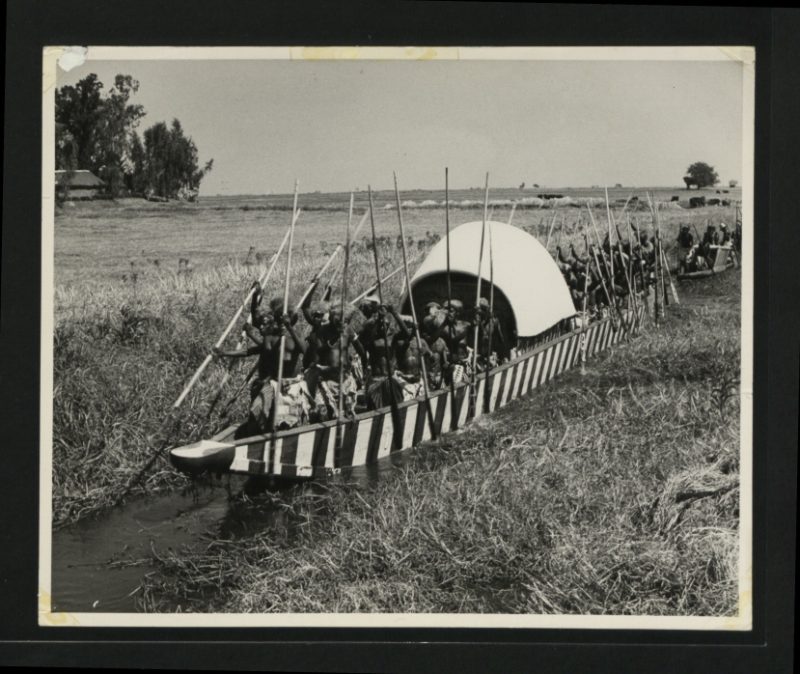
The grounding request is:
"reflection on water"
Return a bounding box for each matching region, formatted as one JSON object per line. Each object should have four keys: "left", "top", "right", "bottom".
{"left": 51, "top": 449, "right": 407, "bottom": 612}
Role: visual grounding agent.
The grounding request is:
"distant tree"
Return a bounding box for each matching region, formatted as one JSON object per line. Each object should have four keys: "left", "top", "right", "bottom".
{"left": 729, "top": 179, "right": 738, "bottom": 188}
{"left": 533, "top": 183, "right": 540, "bottom": 188}
{"left": 134, "top": 119, "right": 213, "bottom": 200}
{"left": 683, "top": 162, "right": 719, "bottom": 189}
{"left": 55, "top": 73, "right": 145, "bottom": 197}
{"left": 614, "top": 183, "right": 622, "bottom": 188}
{"left": 519, "top": 182, "right": 525, "bottom": 190}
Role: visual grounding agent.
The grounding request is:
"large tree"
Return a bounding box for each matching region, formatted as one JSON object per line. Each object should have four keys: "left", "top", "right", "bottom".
{"left": 134, "top": 119, "right": 213, "bottom": 200}
{"left": 683, "top": 162, "right": 719, "bottom": 189}
{"left": 55, "top": 73, "right": 145, "bottom": 196}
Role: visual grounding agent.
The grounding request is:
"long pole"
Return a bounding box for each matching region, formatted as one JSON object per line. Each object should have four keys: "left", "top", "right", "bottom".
{"left": 482, "top": 218, "right": 496, "bottom": 413}
{"left": 445, "top": 168, "right": 452, "bottom": 311}
{"left": 368, "top": 185, "right": 402, "bottom": 446}
{"left": 322, "top": 210, "right": 370, "bottom": 297}
{"left": 470, "top": 173, "right": 490, "bottom": 417}
{"left": 335, "top": 193, "right": 354, "bottom": 456}
{"left": 272, "top": 180, "right": 300, "bottom": 432}
{"left": 661, "top": 245, "right": 680, "bottom": 305}
{"left": 349, "top": 260, "right": 418, "bottom": 306}
{"left": 545, "top": 207, "right": 558, "bottom": 249}
{"left": 590, "top": 245, "right": 615, "bottom": 319}
{"left": 394, "top": 173, "right": 437, "bottom": 439}
{"left": 172, "top": 217, "right": 299, "bottom": 410}
{"left": 651, "top": 198, "right": 668, "bottom": 310}
{"left": 604, "top": 187, "right": 614, "bottom": 280}
{"left": 294, "top": 243, "right": 343, "bottom": 313}
{"left": 624, "top": 213, "right": 640, "bottom": 325}
{"left": 579, "top": 264, "right": 590, "bottom": 375}
{"left": 586, "top": 205, "right": 622, "bottom": 325}
{"left": 444, "top": 168, "right": 458, "bottom": 429}
{"left": 205, "top": 235, "right": 290, "bottom": 418}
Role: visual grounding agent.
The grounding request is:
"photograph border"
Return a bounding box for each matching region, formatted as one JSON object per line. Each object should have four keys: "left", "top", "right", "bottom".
{"left": 2, "top": 2, "right": 795, "bottom": 671}
{"left": 37, "top": 45, "right": 755, "bottom": 631}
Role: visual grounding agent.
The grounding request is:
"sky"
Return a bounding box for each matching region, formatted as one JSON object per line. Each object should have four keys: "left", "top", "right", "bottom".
{"left": 57, "top": 56, "right": 745, "bottom": 196}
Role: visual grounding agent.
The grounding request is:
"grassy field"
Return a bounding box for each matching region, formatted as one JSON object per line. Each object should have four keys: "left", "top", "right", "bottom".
{"left": 51, "top": 194, "right": 740, "bottom": 541}
{"left": 135, "top": 271, "right": 741, "bottom": 615}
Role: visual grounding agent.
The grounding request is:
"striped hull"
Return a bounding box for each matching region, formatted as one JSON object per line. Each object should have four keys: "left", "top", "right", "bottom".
{"left": 173, "top": 309, "right": 642, "bottom": 479}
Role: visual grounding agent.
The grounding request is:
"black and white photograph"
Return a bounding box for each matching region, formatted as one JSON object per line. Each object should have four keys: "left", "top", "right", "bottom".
{"left": 39, "top": 46, "right": 753, "bottom": 628}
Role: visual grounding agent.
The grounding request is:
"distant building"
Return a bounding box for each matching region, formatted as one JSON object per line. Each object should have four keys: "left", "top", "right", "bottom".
{"left": 55, "top": 169, "right": 106, "bottom": 200}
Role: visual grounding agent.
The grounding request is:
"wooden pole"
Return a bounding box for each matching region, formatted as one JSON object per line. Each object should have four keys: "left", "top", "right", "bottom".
{"left": 632, "top": 218, "right": 651, "bottom": 324}
{"left": 322, "top": 210, "right": 369, "bottom": 298}
{"left": 545, "top": 207, "right": 558, "bottom": 249}
{"left": 368, "top": 185, "right": 402, "bottom": 446}
{"left": 624, "top": 212, "right": 640, "bottom": 323}
{"left": 605, "top": 187, "right": 614, "bottom": 280}
{"left": 294, "top": 242, "right": 343, "bottom": 313}
{"left": 579, "top": 263, "right": 590, "bottom": 375}
{"left": 445, "top": 167, "right": 452, "bottom": 311}
{"left": 349, "top": 258, "right": 420, "bottom": 306}
{"left": 590, "top": 245, "right": 615, "bottom": 320}
{"left": 272, "top": 180, "right": 300, "bottom": 431}
{"left": 482, "top": 218, "right": 496, "bottom": 413}
{"left": 335, "top": 193, "right": 354, "bottom": 454}
{"left": 586, "top": 205, "right": 622, "bottom": 325}
{"left": 470, "top": 173, "right": 490, "bottom": 417}
{"left": 394, "top": 173, "right": 437, "bottom": 439}
{"left": 172, "top": 215, "right": 299, "bottom": 410}
{"left": 507, "top": 202, "right": 518, "bottom": 226}
{"left": 652, "top": 200, "right": 669, "bottom": 310}
{"left": 205, "top": 232, "right": 291, "bottom": 418}
{"left": 661, "top": 244, "right": 680, "bottom": 305}
{"left": 444, "top": 168, "right": 458, "bottom": 430}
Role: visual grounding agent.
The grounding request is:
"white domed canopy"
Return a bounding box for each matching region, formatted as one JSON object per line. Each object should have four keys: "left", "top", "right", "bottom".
{"left": 406, "top": 220, "right": 575, "bottom": 338}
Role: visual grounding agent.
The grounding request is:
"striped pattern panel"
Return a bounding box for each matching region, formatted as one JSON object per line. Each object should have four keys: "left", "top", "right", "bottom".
{"left": 228, "top": 313, "right": 641, "bottom": 477}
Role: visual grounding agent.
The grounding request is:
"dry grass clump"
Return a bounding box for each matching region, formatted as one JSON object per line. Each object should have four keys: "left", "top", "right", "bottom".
{"left": 137, "top": 271, "right": 741, "bottom": 615}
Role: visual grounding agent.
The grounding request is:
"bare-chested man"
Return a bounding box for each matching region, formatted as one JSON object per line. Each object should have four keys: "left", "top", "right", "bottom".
{"left": 441, "top": 298, "right": 473, "bottom": 384}
{"left": 213, "top": 304, "right": 308, "bottom": 432}
{"left": 302, "top": 285, "right": 364, "bottom": 421}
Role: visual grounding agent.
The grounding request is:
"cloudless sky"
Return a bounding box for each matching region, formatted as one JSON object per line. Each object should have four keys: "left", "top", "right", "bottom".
{"left": 57, "top": 58, "right": 744, "bottom": 195}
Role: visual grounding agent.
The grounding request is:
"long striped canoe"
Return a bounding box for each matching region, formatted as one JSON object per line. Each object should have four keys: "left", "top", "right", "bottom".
{"left": 171, "top": 307, "right": 642, "bottom": 479}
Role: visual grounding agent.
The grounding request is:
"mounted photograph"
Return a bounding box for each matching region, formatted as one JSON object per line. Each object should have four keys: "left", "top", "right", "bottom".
{"left": 39, "top": 46, "right": 753, "bottom": 629}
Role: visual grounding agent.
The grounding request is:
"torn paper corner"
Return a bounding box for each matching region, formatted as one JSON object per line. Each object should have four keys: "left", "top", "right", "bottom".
{"left": 57, "top": 46, "right": 89, "bottom": 72}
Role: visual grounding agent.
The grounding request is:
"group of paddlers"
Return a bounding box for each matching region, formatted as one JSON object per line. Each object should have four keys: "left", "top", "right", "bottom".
{"left": 212, "top": 276, "right": 507, "bottom": 433}
{"left": 676, "top": 221, "right": 739, "bottom": 274}
{"left": 553, "top": 230, "right": 659, "bottom": 317}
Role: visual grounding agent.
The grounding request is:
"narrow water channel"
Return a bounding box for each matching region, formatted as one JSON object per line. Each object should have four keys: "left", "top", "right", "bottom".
{"left": 51, "top": 455, "right": 406, "bottom": 612}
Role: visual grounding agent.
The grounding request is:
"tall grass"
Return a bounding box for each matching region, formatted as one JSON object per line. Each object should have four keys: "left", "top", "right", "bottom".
{"left": 51, "top": 201, "right": 738, "bottom": 528}
{"left": 137, "top": 272, "right": 741, "bottom": 615}
{"left": 52, "top": 237, "right": 426, "bottom": 526}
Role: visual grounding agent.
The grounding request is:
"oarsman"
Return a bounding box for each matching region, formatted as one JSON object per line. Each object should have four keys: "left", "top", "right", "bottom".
{"left": 719, "top": 223, "right": 731, "bottom": 245}
{"left": 676, "top": 225, "right": 694, "bottom": 273}
{"left": 474, "top": 297, "right": 507, "bottom": 369}
{"left": 213, "top": 308, "right": 309, "bottom": 432}
{"left": 358, "top": 300, "right": 404, "bottom": 410}
{"left": 386, "top": 304, "right": 433, "bottom": 400}
{"left": 685, "top": 243, "right": 708, "bottom": 272}
{"left": 299, "top": 280, "right": 329, "bottom": 369}
{"left": 441, "top": 298, "right": 473, "bottom": 384}
{"left": 702, "top": 224, "right": 720, "bottom": 248}
{"left": 420, "top": 307, "right": 450, "bottom": 390}
{"left": 302, "top": 295, "right": 364, "bottom": 421}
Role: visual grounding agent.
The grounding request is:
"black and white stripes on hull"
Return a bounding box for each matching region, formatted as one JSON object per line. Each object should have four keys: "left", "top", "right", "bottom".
{"left": 169, "top": 307, "right": 643, "bottom": 480}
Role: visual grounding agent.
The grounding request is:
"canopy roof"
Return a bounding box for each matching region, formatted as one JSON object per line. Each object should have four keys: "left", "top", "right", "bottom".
{"left": 407, "top": 220, "right": 575, "bottom": 337}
